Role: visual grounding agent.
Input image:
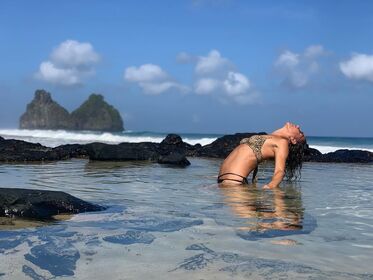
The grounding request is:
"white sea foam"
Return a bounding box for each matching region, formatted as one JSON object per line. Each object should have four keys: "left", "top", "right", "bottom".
{"left": 0, "top": 129, "right": 217, "bottom": 148}
{"left": 309, "top": 145, "right": 373, "bottom": 154}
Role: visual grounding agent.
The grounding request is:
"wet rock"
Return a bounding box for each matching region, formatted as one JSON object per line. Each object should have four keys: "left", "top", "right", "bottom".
{"left": 0, "top": 188, "right": 105, "bottom": 219}
{"left": 53, "top": 144, "right": 89, "bottom": 159}
{"left": 0, "top": 139, "right": 61, "bottom": 162}
{"left": 103, "top": 231, "right": 155, "bottom": 245}
{"left": 195, "top": 132, "right": 262, "bottom": 158}
{"left": 309, "top": 149, "right": 373, "bottom": 163}
{"left": 1, "top": 133, "right": 372, "bottom": 164}
{"left": 85, "top": 142, "right": 159, "bottom": 161}
{"left": 85, "top": 134, "right": 191, "bottom": 166}
{"left": 22, "top": 265, "right": 46, "bottom": 280}
{"left": 157, "top": 152, "right": 190, "bottom": 167}
{"left": 24, "top": 239, "right": 80, "bottom": 277}
{"left": 303, "top": 145, "right": 322, "bottom": 161}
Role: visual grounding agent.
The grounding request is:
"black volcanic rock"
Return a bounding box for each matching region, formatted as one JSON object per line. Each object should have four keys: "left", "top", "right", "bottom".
{"left": 309, "top": 149, "right": 373, "bottom": 163}
{"left": 303, "top": 145, "right": 323, "bottom": 161}
{"left": 1, "top": 133, "right": 372, "bottom": 164}
{"left": 85, "top": 134, "right": 191, "bottom": 166}
{"left": 196, "top": 132, "right": 264, "bottom": 158}
{"left": 53, "top": 144, "right": 90, "bottom": 159}
{"left": 159, "top": 134, "right": 191, "bottom": 155}
{"left": 0, "top": 138, "right": 61, "bottom": 162}
{"left": 85, "top": 142, "right": 159, "bottom": 161}
{"left": 20, "top": 90, "right": 124, "bottom": 132}
{"left": 157, "top": 152, "right": 190, "bottom": 167}
{"left": 70, "top": 94, "right": 124, "bottom": 132}
{"left": 20, "top": 89, "right": 71, "bottom": 130}
{"left": 0, "top": 188, "right": 105, "bottom": 219}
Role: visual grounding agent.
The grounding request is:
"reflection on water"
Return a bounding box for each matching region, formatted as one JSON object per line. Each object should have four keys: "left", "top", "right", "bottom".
{"left": 219, "top": 184, "right": 304, "bottom": 232}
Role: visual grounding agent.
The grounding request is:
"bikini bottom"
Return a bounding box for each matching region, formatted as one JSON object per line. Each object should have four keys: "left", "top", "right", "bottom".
{"left": 217, "top": 172, "right": 249, "bottom": 184}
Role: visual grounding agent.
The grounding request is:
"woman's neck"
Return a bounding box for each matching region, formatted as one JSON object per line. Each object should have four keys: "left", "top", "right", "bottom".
{"left": 270, "top": 127, "right": 289, "bottom": 139}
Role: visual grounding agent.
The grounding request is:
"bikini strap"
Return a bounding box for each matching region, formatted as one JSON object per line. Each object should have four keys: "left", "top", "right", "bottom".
{"left": 218, "top": 172, "right": 247, "bottom": 180}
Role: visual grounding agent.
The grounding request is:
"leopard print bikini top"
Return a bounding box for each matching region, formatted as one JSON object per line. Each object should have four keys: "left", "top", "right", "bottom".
{"left": 240, "top": 135, "right": 270, "bottom": 163}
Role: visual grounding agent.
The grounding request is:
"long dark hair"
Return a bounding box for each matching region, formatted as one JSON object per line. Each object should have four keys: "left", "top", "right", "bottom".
{"left": 285, "top": 141, "right": 306, "bottom": 181}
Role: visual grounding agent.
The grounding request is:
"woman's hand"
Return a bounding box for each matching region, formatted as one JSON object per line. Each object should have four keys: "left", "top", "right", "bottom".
{"left": 263, "top": 183, "right": 278, "bottom": 189}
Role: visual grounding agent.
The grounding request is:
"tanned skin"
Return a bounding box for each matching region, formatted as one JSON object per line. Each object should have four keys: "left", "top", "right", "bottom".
{"left": 218, "top": 122, "right": 305, "bottom": 189}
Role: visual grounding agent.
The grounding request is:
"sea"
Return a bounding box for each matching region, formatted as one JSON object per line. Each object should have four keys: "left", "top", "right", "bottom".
{"left": 0, "top": 129, "right": 373, "bottom": 279}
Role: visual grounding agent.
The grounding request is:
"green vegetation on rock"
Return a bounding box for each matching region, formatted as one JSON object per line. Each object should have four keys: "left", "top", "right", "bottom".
{"left": 71, "top": 94, "right": 124, "bottom": 132}
{"left": 20, "top": 89, "right": 71, "bottom": 130}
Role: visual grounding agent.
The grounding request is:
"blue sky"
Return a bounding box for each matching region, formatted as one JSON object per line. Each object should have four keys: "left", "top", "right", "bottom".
{"left": 0, "top": 0, "right": 372, "bottom": 136}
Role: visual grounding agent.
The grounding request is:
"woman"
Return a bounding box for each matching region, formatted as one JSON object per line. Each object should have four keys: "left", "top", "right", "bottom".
{"left": 218, "top": 122, "right": 306, "bottom": 188}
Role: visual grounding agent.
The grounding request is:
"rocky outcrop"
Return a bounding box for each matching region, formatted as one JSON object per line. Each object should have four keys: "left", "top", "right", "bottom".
{"left": 20, "top": 90, "right": 124, "bottom": 132}
{"left": 0, "top": 134, "right": 191, "bottom": 166}
{"left": 0, "top": 188, "right": 105, "bottom": 219}
{"left": 20, "top": 90, "right": 71, "bottom": 130}
{"left": 195, "top": 132, "right": 265, "bottom": 158}
{"left": 0, "top": 138, "right": 65, "bottom": 162}
{"left": 0, "top": 133, "right": 372, "bottom": 164}
{"left": 70, "top": 94, "right": 124, "bottom": 132}
{"left": 307, "top": 149, "right": 373, "bottom": 163}
{"left": 85, "top": 134, "right": 191, "bottom": 166}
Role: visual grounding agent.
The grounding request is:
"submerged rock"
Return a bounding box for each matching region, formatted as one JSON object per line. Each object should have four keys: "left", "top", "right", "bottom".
{"left": 158, "top": 152, "right": 190, "bottom": 167}
{"left": 20, "top": 89, "right": 71, "bottom": 130}
{"left": 0, "top": 188, "right": 105, "bottom": 220}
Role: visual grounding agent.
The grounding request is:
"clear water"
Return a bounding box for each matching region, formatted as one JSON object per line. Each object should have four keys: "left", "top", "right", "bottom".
{"left": 1, "top": 158, "right": 372, "bottom": 279}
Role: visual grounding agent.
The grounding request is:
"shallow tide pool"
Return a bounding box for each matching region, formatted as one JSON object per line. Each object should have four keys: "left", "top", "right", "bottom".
{"left": 0, "top": 158, "right": 372, "bottom": 279}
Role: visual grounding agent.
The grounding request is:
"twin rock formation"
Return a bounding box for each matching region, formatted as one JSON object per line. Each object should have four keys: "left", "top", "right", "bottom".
{"left": 20, "top": 89, "right": 124, "bottom": 132}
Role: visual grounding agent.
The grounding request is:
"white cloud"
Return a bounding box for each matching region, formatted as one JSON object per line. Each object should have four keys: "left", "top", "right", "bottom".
{"left": 125, "top": 64, "right": 168, "bottom": 82}
{"left": 304, "top": 45, "right": 325, "bottom": 58}
{"left": 275, "top": 51, "right": 299, "bottom": 68}
{"left": 124, "top": 64, "right": 188, "bottom": 95}
{"left": 35, "top": 40, "right": 100, "bottom": 86}
{"left": 38, "top": 62, "right": 80, "bottom": 86}
{"left": 179, "top": 50, "right": 257, "bottom": 104}
{"left": 195, "top": 49, "right": 231, "bottom": 75}
{"left": 50, "top": 40, "right": 100, "bottom": 68}
{"left": 124, "top": 50, "right": 257, "bottom": 103}
{"left": 223, "top": 72, "right": 250, "bottom": 95}
{"left": 340, "top": 53, "right": 373, "bottom": 82}
{"left": 274, "top": 44, "right": 326, "bottom": 89}
{"left": 195, "top": 78, "right": 221, "bottom": 95}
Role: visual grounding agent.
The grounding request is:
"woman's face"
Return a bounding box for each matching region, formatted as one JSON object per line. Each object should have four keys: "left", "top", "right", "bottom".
{"left": 285, "top": 122, "right": 305, "bottom": 143}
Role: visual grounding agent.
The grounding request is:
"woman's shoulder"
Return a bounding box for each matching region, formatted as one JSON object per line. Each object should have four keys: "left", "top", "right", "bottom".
{"left": 267, "top": 135, "right": 289, "bottom": 146}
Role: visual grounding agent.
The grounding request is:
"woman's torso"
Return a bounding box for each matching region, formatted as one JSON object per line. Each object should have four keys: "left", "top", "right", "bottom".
{"left": 218, "top": 135, "right": 281, "bottom": 182}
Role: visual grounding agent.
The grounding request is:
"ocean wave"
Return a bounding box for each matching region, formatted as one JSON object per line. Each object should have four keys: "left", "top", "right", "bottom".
{"left": 0, "top": 129, "right": 217, "bottom": 147}
{"left": 309, "top": 145, "right": 373, "bottom": 154}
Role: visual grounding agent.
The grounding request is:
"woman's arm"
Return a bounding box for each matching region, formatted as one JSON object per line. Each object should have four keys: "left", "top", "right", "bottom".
{"left": 263, "top": 139, "right": 289, "bottom": 189}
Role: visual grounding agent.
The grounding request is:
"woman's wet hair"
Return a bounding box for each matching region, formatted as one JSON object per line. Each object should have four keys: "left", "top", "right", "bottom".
{"left": 285, "top": 141, "right": 306, "bottom": 180}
